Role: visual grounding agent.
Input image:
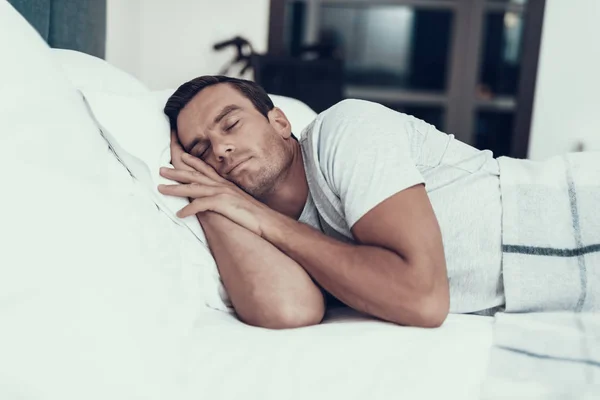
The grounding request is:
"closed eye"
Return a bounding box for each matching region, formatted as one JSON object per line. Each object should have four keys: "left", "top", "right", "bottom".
{"left": 199, "top": 145, "right": 210, "bottom": 159}
{"left": 225, "top": 120, "right": 239, "bottom": 131}
{"left": 193, "top": 144, "right": 210, "bottom": 159}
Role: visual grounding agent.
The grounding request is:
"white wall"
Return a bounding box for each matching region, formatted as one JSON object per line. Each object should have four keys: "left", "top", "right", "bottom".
{"left": 527, "top": 0, "right": 600, "bottom": 160}
{"left": 105, "top": 0, "right": 141, "bottom": 79}
{"left": 106, "top": 0, "right": 270, "bottom": 91}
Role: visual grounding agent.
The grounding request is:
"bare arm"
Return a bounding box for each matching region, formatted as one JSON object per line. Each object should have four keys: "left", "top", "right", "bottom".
{"left": 163, "top": 155, "right": 448, "bottom": 327}
{"left": 162, "top": 128, "right": 448, "bottom": 328}
{"left": 163, "top": 132, "right": 324, "bottom": 329}
{"left": 260, "top": 185, "right": 450, "bottom": 328}
{"left": 198, "top": 211, "right": 325, "bottom": 329}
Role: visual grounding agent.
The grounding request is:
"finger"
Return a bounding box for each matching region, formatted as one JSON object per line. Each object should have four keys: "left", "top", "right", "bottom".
{"left": 177, "top": 197, "right": 218, "bottom": 218}
{"left": 170, "top": 131, "right": 184, "bottom": 163}
{"left": 157, "top": 183, "right": 223, "bottom": 199}
{"left": 181, "top": 153, "right": 225, "bottom": 182}
{"left": 170, "top": 131, "right": 195, "bottom": 172}
{"left": 159, "top": 167, "right": 217, "bottom": 186}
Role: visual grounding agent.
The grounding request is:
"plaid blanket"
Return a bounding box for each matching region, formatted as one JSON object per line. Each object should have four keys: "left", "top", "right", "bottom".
{"left": 481, "top": 312, "right": 600, "bottom": 399}
{"left": 497, "top": 152, "right": 600, "bottom": 312}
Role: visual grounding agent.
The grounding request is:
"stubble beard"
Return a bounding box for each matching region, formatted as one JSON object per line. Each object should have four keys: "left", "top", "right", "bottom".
{"left": 238, "top": 161, "right": 285, "bottom": 200}
{"left": 238, "top": 146, "right": 293, "bottom": 201}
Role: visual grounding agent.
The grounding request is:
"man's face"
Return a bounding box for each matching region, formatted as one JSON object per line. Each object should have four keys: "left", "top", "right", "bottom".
{"left": 176, "top": 83, "right": 293, "bottom": 198}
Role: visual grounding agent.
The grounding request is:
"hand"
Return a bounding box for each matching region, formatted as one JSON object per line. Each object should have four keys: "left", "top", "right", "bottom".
{"left": 158, "top": 151, "right": 269, "bottom": 237}
{"left": 169, "top": 130, "right": 195, "bottom": 172}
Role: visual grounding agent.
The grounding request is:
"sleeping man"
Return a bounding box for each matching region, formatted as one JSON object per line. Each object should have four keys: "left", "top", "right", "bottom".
{"left": 158, "top": 75, "right": 600, "bottom": 329}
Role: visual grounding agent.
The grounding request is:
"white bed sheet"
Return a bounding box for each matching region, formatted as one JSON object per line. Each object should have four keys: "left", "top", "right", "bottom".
{"left": 184, "top": 309, "right": 493, "bottom": 400}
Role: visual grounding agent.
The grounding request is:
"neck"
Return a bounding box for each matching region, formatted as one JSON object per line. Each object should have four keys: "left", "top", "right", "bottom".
{"left": 262, "top": 140, "right": 308, "bottom": 220}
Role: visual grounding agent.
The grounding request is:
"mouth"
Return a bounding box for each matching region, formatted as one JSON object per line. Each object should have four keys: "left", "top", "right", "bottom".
{"left": 227, "top": 158, "right": 250, "bottom": 175}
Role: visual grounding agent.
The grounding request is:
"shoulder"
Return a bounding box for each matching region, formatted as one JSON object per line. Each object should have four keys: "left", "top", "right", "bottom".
{"left": 321, "top": 98, "right": 378, "bottom": 117}
{"left": 315, "top": 99, "right": 419, "bottom": 142}
{"left": 304, "top": 99, "right": 418, "bottom": 158}
{"left": 318, "top": 99, "right": 412, "bottom": 127}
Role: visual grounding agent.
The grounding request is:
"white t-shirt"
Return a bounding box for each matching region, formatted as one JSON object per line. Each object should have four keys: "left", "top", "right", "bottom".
{"left": 298, "top": 99, "right": 505, "bottom": 314}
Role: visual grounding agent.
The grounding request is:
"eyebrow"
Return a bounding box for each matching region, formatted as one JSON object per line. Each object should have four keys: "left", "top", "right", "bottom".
{"left": 213, "top": 104, "right": 241, "bottom": 124}
{"left": 183, "top": 104, "right": 241, "bottom": 153}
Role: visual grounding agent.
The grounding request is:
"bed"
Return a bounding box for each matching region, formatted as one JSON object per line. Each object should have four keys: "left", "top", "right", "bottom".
{"left": 1, "top": 3, "right": 598, "bottom": 399}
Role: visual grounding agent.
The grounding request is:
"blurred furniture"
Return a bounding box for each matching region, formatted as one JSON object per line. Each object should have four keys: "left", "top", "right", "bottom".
{"left": 8, "top": 0, "right": 106, "bottom": 58}
{"left": 212, "top": 35, "right": 344, "bottom": 113}
{"left": 252, "top": 55, "right": 344, "bottom": 113}
{"left": 268, "top": 0, "right": 546, "bottom": 158}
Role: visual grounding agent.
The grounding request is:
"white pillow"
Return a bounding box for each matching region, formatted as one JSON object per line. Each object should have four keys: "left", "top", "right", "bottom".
{"left": 52, "top": 48, "right": 149, "bottom": 95}
{"left": 0, "top": 5, "right": 113, "bottom": 179}
{"left": 81, "top": 88, "right": 230, "bottom": 313}
{"left": 0, "top": 4, "right": 201, "bottom": 399}
{"left": 80, "top": 88, "right": 318, "bottom": 215}
{"left": 270, "top": 94, "right": 319, "bottom": 139}
{"left": 79, "top": 88, "right": 318, "bottom": 312}
{"left": 82, "top": 89, "right": 317, "bottom": 169}
{"left": 51, "top": 50, "right": 263, "bottom": 314}
{"left": 80, "top": 89, "right": 198, "bottom": 231}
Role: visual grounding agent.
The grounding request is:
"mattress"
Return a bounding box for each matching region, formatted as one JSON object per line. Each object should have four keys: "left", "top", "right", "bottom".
{"left": 184, "top": 308, "right": 494, "bottom": 400}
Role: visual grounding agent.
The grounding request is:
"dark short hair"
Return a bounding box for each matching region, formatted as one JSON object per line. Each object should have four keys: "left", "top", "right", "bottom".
{"left": 163, "top": 75, "right": 275, "bottom": 132}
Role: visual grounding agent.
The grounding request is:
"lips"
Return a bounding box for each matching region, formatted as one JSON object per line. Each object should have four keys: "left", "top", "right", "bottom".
{"left": 227, "top": 158, "right": 249, "bottom": 175}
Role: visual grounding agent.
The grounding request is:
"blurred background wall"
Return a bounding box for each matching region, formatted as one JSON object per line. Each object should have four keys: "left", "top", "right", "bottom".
{"left": 105, "top": 0, "right": 270, "bottom": 90}
{"left": 7, "top": 0, "right": 600, "bottom": 160}
{"left": 527, "top": 0, "right": 600, "bottom": 160}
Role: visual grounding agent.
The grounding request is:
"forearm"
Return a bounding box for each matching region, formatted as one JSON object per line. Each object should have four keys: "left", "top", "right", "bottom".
{"left": 261, "top": 212, "right": 447, "bottom": 326}
{"left": 198, "top": 212, "right": 325, "bottom": 329}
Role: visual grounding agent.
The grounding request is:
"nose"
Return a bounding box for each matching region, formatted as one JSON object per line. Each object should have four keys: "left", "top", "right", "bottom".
{"left": 211, "top": 139, "right": 235, "bottom": 162}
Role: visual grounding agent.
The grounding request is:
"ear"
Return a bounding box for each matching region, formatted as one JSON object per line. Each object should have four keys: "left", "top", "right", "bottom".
{"left": 267, "top": 107, "right": 292, "bottom": 139}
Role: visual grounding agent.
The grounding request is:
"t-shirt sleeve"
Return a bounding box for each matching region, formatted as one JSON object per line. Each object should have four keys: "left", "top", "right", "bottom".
{"left": 317, "top": 99, "right": 426, "bottom": 228}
